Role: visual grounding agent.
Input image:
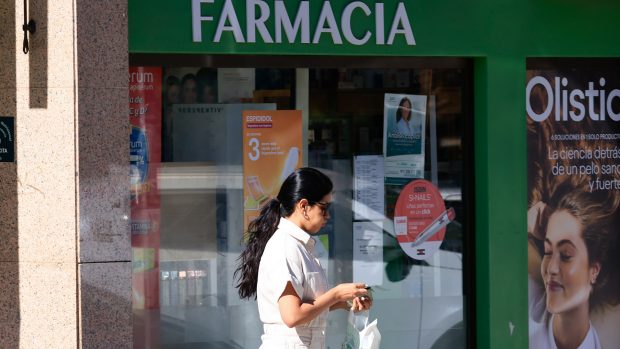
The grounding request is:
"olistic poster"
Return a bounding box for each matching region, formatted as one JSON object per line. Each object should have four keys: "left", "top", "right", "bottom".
{"left": 526, "top": 66, "right": 620, "bottom": 349}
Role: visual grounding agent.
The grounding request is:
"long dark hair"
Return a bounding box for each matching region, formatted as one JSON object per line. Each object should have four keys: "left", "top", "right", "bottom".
{"left": 234, "top": 167, "right": 333, "bottom": 299}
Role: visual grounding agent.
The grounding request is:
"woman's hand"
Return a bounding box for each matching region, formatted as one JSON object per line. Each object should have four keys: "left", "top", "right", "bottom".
{"left": 328, "top": 284, "right": 373, "bottom": 312}
{"left": 280, "top": 282, "right": 370, "bottom": 325}
{"left": 333, "top": 283, "right": 369, "bottom": 303}
{"left": 350, "top": 296, "right": 373, "bottom": 312}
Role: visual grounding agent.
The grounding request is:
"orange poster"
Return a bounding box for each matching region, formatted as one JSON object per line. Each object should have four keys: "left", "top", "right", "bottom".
{"left": 243, "top": 110, "right": 303, "bottom": 230}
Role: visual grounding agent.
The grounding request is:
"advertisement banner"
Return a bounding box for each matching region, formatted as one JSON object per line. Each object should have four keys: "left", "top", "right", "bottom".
{"left": 130, "top": 66, "right": 162, "bottom": 309}
{"left": 527, "top": 67, "right": 620, "bottom": 348}
{"left": 394, "top": 179, "right": 453, "bottom": 260}
{"left": 170, "top": 103, "right": 275, "bottom": 163}
{"left": 383, "top": 93, "right": 427, "bottom": 186}
{"left": 242, "top": 110, "right": 302, "bottom": 230}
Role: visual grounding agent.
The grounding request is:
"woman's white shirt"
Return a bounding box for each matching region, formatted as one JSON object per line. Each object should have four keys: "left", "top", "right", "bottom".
{"left": 257, "top": 217, "right": 328, "bottom": 329}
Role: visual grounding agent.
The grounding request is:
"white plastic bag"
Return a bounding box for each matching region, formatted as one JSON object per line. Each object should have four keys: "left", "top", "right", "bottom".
{"left": 341, "top": 309, "right": 381, "bottom": 349}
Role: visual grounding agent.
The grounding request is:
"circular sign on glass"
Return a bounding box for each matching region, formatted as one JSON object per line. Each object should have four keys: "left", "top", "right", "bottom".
{"left": 394, "top": 179, "right": 455, "bottom": 260}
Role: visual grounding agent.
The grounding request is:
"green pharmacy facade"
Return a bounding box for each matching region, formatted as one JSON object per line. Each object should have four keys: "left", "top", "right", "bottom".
{"left": 127, "top": 1, "right": 620, "bottom": 348}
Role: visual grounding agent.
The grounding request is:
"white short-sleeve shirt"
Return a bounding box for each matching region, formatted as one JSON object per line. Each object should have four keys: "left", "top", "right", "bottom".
{"left": 257, "top": 217, "right": 328, "bottom": 329}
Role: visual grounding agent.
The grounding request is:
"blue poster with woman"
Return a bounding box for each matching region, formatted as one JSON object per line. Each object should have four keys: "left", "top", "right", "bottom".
{"left": 383, "top": 93, "right": 427, "bottom": 185}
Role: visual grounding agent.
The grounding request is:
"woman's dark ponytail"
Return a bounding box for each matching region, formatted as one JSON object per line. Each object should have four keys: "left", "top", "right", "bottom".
{"left": 234, "top": 167, "right": 333, "bottom": 299}
{"left": 234, "top": 198, "right": 282, "bottom": 299}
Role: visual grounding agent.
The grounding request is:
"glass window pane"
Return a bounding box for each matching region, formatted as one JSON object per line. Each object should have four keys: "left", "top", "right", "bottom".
{"left": 307, "top": 67, "right": 467, "bottom": 349}
{"left": 130, "top": 58, "right": 471, "bottom": 349}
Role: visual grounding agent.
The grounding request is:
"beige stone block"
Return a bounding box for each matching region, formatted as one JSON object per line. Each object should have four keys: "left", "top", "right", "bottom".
{"left": 76, "top": 0, "right": 128, "bottom": 89}
{"left": 20, "top": 0, "right": 75, "bottom": 90}
{"left": 0, "top": 261, "right": 77, "bottom": 349}
{"left": 15, "top": 86, "right": 77, "bottom": 263}
{"left": 78, "top": 87, "right": 131, "bottom": 263}
{"left": 79, "top": 262, "right": 132, "bottom": 348}
{"left": 46, "top": 0, "right": 80, "bottom": 89}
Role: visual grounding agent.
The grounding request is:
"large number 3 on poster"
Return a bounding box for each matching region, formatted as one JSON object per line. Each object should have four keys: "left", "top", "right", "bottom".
{"left": 248, "top": 137, "right": 260, "bottom": 161}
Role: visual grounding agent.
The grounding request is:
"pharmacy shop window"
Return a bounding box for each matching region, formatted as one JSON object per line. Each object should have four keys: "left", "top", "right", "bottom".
{"left": 128, "top": 55, "right": 474, "bottom": 349}
{"left": 306, "top": 60, "right": 474, "bottom": 349}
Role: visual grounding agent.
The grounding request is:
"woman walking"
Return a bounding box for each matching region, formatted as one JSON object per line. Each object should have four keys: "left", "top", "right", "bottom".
{"left": 235, "top": 167, "right": 372, "bottom": 349}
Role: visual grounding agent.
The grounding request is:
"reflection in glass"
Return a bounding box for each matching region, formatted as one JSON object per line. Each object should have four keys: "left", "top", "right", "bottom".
{"left": 132, "top": 65, "right": 469, "bottom": 349}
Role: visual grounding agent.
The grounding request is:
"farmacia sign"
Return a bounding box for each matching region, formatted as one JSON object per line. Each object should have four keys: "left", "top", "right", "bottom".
{"left": 192, "top": 0, "right": 416, "bottom": 46}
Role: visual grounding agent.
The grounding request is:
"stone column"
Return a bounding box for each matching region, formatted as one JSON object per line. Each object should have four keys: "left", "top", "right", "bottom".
{"left": 75, "top": 0, "right": 131, "bottom": 348}
{"left": 0, "top": 1, "right": 131, "bottom": 348}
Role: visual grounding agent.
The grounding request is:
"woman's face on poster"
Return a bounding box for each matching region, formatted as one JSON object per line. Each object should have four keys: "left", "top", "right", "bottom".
{"left": 182, "top": 79, "right": 198, "bottom": 104}
{"left": 542, "top": 210, "right": 599, "bottom": 314}
{"left": 202, "top": 85, "right": 216, "bottom": 103}
{"left": 400, "top": 100, "right": 412, "bottom": 121}
{"left": 166, "top": 84, "right": 180, "bottom": 105}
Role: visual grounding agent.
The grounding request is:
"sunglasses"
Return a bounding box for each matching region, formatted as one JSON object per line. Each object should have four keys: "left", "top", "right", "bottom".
{"left": 315, "top": 201, "right": 332, "bottom": 217}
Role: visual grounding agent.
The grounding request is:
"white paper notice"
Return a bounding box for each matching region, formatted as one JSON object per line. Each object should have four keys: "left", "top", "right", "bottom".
{"left": 353, "top": 221, "right": 384, "bottom": 286}
{"left": 218, "top": 68, "right": 255, "bottom": 103}
{"left": 353, "top": 155, "right": 385, "bottom": 221}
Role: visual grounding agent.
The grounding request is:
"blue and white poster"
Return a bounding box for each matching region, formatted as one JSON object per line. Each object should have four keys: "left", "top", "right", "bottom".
{"left": 383, "top": 93, "right": 427, "bottom": 185}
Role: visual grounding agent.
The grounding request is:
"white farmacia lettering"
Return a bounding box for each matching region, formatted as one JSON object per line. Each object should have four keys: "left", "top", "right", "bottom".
{"left": 313, "top": 1, "right": 342, "bottom": 44}
{"left": 247, "top": 0, "right": 272, "bottom": 43}
{"left": 526, "top": 76, "right": 620, "bottom": 122}
{"left": 375, "top": 3, "right": 385, "bottom": 44}
{"left": 214, "top": 0, "right": 245, "bottom": 43}
{"left": 387, "top": 3, "right": 415, "bottom": 45}
{"left": 341, "top": 2, "right": 372, "bottom": 45}
{"left": 192, "top": 0, "right": 214, "bottom": 42}
{"left": 275, "top": 1, "right": 309, "bottom": 43}
{"left": 191, "top": 0, "right": 416, "bottom": 46}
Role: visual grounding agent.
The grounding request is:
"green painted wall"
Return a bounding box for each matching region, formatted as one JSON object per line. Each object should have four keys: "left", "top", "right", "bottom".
{"left": 129, "top": 1, "right": 620, "bottom": 347}
{"left": 474, "top": 56, "right": 528, "bottom": 348}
